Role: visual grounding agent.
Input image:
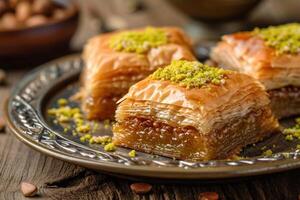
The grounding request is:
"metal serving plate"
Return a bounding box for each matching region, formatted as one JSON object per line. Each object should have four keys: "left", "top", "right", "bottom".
{"left": 5, "top": 54, "right": 300, "bottom": 180}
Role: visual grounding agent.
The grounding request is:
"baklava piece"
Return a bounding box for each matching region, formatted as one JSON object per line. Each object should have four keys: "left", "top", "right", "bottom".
{"left": 80, "top": 27, "right": 195, "bottom": 120}
{"left": 211, "top": 23, "right": 300, "bottom": 118}
{"left": 113, "top": 60, "right": 279, "bottom": 161}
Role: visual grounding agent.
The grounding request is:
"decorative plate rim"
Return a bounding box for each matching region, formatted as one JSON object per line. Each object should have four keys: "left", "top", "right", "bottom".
{"left": 5, "top": 54, "right": 300, "bottom": 179}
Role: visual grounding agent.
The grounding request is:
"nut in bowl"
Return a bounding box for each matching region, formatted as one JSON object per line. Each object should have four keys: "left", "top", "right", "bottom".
{"left": 0, "top": 0, "right": 79, "bottom": 57}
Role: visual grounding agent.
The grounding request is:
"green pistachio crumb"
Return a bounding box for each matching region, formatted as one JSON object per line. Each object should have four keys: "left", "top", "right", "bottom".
{"left": 296, "top": 117, "right": 300, "bottom": 124}
{"left": 73, "top": 113, "right": 83, "bottom": 120}
{"left": 57, "top": 98, "right": 68, "bottom": 106}
{"left": 72, "top": 131, "right": 78, "bottom": 136}
{"left": 85, "top": 134, "right": 92, "bottom": 140}
{"left": 109, "top": 27, "right": 168, "bottom": 54}
{"left": 128, "top": 150, "right": 136, "bottom": 158}
{"left": 80, "top": 136, "right": 86, "bottom": 142}
{"left": 92, "top": 136, "right": 112, "bottom": 145}
{"left": 92, "top": 122, "right": 99, "bottom": 132}
{"left": 47, "top": 106, "right": 80, "bottom": 119}
{"left": 150, "top": 60, "right": 229, "bottom": 88}
{"left": 75, "top": 119, "right": 84, "bottom": 126}
{"left": 263, "top": 149, "right": 273, "bottom": 156}
{"left": 80, "top": 134, "right": 92, "bottom": 142}
{"left": 283, "top": 117, "right": 300, "bottom": 141}
{"left": 76, "top": 124, "right": 91, "bottom": 133}
{"left": 285, "top": 135, "right": 294, "bottom": 141}
{"left": 103, "top": 119, "right": 111, "bottom": 129}
{"left": 47, "top": 109, "right": 57, "bottom": 116}
{"left": 104, "top": 143, "right": 116, "bottom": 152}
{"left": 89, "top": 137, "right": 95, "bottom": 144}
{"left": 58, "top": 115, "right": 70, "bottom": 123}
{"left": 253, "top": 23, "right": 300, "bottom": 54}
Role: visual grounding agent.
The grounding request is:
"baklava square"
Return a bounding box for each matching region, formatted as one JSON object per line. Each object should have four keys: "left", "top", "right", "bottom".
{"left": 113, "top": 60, "right": 279, "bottom": 161}
{"left": 211, "top": 23, "right": 300, "bottom": 118}
{"left": 80, "top": 27, "right": 196, "bottom": 120}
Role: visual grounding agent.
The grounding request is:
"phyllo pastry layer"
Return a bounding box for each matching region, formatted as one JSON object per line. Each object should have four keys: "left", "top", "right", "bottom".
{"left": 210, "top": 23, "right": 300, "bottom": 118}
{"left": 113, "top": 60, "right": 279, "bottom": 161}
{"left": 80, "top": 27, "right": 196, "bottom": 120}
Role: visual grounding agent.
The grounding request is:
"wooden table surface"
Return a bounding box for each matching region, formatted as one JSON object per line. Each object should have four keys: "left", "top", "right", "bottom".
{"left": 1, "top": 1, "right": 300, "bottom": 199}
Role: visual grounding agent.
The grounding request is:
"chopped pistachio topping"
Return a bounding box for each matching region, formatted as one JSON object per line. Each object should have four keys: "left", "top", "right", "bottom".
{"left": 128, "top": 150, "right": 136, "bottom": 158}
{"left": 76, "top": 124, "right": 91, "bottom": 133}
{"left": 263, "top": 149, "right": 273, "bottom": 156}
{"left": 285, "top": 135, "right": 294, "bottom": 141}
{"left": 104, "top": 143, "right": 116, "bottom": 152}
{"left": 48, "top": 99, "right": 116, "bottom": 150}
{"left": 109, "top": 27, "right": 168, "bottom": 54}
{"left": 253, "top": 23, "right": 300, "bottom": 54}
{"left": 48, "top": 106, "right": 82, "bottom": 124}
{"left": 72, "top": 131, "right": 78, "bottom": 136}
{"left": 150, "top": 60, "right": 229, "bottom": 88}
{"left": 283, "top": 117, "right": 300, "bottom": 141}
{"left": 48, "top": 106, "right": 80, "bottom": 118}
{"left": 57, "top": 98, "right": 68, "bottom": 106}
{"left": 90, "top": 136, "right": 112, "bottom": 145}
{"left": 103, "top": 119, "right": 111, "bottom": 129}
{"left": 92, "top": 123, "right": 99, "bottom": 133}
{"left": 80, "top": 134, "right": 92, "bottom": 142}
{"left": 63, "top": 127, "right": 69, "bottom": 133}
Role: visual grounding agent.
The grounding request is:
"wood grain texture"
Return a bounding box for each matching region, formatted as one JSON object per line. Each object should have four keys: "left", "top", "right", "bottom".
{"left": 1, "top": 72, "right": 300, "bottom": 200}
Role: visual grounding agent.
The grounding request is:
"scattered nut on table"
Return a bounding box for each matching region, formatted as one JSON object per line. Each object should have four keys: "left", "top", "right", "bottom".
{"left": 130, "top": 183, "right": 152, "bottom": 194}
{"left": 21, "top": 182, "right": 38, "bottom": 197}
{"left": 199, "top": 192, "right": 219, "bottom": 200}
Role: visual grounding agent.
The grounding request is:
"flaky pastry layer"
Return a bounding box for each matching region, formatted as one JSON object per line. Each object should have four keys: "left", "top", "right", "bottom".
{"left": 211, "top": 32, "right": 300, "bottom": 90}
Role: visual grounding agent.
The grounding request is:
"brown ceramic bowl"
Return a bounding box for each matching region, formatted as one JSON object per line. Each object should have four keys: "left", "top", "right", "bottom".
{"left": 0, "top": 0, "right": 79, "bottom": 57}
{"left": 168, "top": 0, "right": 262, "bottom": 21}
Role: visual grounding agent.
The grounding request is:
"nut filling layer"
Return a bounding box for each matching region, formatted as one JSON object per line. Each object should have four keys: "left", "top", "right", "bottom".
{"left": 113, "top": 107, "right": 276, "bottom": 161}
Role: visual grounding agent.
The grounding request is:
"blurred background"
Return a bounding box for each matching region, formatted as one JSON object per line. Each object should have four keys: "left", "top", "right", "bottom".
{"left": 0, "top": 0, "right": 300, "bottom": 68}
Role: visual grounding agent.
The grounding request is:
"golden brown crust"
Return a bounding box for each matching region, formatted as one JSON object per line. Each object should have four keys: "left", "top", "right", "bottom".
{"left": 211, "top": 32, "right": 300, "bottom": 90}
{"left": 117, "top": 72, "right": 276, "bottom": 133}
{"left": 80, "top": 27, "right": 196, "bottom": 120}
{"left": 113, "top": 73, "right": 279, "bottom": 161}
